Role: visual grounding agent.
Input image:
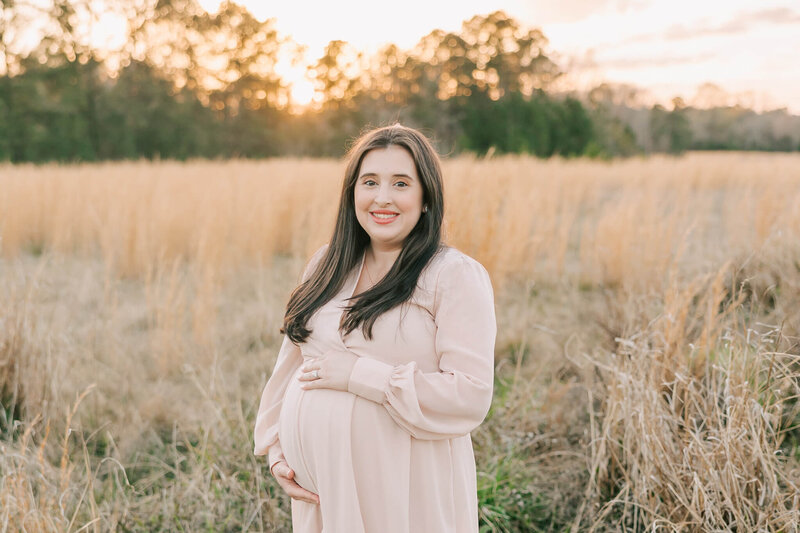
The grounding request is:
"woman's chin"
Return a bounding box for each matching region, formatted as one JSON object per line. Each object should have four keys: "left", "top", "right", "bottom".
{"left": 367, "top": 235, "right": 406, "bottom": 250}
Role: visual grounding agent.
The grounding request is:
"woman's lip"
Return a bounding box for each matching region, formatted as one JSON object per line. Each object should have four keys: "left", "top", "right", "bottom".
{"left": 370, "top": 211, "right": 399, "bottom": 224}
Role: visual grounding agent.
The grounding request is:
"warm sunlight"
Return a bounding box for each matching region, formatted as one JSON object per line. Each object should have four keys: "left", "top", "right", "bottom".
{"left": 5, "top": 1, "right": 800, "bottom": 530}
{"left": 273, "top": 57, "right": 318, "bottom": 111}
{"left": 194, "top": 0, "right": 800, "bottom": 113}
{"left": 291, "top": 79, "right": 317, "bottom": 108}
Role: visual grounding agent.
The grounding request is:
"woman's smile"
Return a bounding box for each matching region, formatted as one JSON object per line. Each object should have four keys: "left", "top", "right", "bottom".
{"left": 370, "top": 210, "right": 400, "bottom": 224}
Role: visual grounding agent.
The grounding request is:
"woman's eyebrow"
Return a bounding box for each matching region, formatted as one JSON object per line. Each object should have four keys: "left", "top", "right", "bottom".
{"left": 358, "top": 172, "right": 415, "bottom": 179}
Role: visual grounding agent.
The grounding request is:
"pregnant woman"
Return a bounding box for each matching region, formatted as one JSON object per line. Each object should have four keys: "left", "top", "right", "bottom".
{"left": 253, "top": 123, "right": 497, "bottom": 532}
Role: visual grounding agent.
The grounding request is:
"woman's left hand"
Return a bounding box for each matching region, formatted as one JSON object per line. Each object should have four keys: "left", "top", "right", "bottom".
{"left": 298, "top": 349, "right": 358, "bottom": 392}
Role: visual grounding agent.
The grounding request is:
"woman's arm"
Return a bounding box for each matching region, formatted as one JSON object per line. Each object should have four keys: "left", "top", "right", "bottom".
{"left": 253, "top": 244, "right": 328, "bottom": 467}
{"left": 253, "top": 334, "right": 303, "bottom": 468}
{"left": 347, "top": 255, "right": 497, "bottom": 440}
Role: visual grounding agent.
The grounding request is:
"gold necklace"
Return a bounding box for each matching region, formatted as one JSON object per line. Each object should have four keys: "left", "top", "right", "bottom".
{"left": 363, "top": 256, "right": 375, "bottom": 286}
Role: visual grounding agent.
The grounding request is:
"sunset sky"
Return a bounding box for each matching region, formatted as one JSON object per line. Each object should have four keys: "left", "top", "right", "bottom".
{"left": 195, "top": 0, "right": 800, "bottom": 113}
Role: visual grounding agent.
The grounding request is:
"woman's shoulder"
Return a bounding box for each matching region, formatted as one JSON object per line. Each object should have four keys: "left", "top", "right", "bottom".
{"left": 300, "top": 243, "right": 330, "bottom": 281}
{"left": 421, "top": 245, "right": 491, "bottom": 290}
{"left": 415, "top": 245, "right": 493, "bottom": 315}
{"left": 428, "top": 245, "right": 486, "bottom": 271}
{"left": 309, "top": 243, "right": 330, "bottom": 262}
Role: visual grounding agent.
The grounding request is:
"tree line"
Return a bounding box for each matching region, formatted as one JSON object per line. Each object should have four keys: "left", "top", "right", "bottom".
{"left": 1, "top": 1, "right": 798, "bottom": 162}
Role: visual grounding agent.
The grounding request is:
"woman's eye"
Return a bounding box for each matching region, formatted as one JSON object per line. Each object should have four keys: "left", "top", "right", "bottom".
{"left": 364, "top": 179, "right": 377, "bottom": 186}
{"left": 394, "top": 181, "right": 409, "bottom": 188}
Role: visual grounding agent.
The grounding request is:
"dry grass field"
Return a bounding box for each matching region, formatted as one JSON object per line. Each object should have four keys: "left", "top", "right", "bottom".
{"left": 1, "top": 152, "right": 800, "bottom": 531}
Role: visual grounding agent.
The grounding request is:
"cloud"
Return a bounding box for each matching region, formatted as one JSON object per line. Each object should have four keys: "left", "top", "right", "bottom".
{"left": 604, "top": 7, "right": 800, "bottom": 48}
{"left": 663, "top": 7, "right": 800, "bottom": 41}
{"left": 596, "top": 52, "right": 716, "bottom": 70}
{"left": 527, "top": 0, "right": 648, "bottom": 24}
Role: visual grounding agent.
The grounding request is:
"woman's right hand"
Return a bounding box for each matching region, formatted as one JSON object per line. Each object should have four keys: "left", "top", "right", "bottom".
{"left": 271, "top": 461, "right": 320, "bottom": 505}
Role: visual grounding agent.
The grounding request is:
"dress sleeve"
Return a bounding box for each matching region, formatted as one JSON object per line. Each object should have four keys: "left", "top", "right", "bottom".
{"left": 346, "top": 254, "right": 497, "bottom": 440}
{"left": 253, "top": 244, "right": 328, "bottom": 467}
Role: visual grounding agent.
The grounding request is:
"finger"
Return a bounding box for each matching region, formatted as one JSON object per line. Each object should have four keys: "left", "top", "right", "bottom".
{"left": 297, "top": 372, "right": 319, "bottom": 382}
{"left": 293, "top": 494, "right": 319, "bottom": 504}
{"left": 300, "top": 361, "right": 323, "bottom": 372}
{"left": 288, "top": 484, "right": 320, "bottom": 504}
{"left": 303, "top": 356, "right": 326, "bottom": 369}
{"left": 277, "top": 475, "right": 320, "bottom": 503}
{"left": 300, "top": 380, "right": 322, "bottom": 390}
{"left": 288, "top": 488, "right": 319, "bottom": 503}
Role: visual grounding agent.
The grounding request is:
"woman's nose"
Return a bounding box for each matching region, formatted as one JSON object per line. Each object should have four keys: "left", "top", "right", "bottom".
{"left": 374, "top": 183, "right": 392, "bottom": 205}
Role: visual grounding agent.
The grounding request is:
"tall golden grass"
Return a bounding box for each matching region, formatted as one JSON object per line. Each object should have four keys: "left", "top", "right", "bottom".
{"left": 3, "top": 153, "right": 798, "bottom": 287}
{"left": 1, "top": 152, "right": 800, "bottom": 531}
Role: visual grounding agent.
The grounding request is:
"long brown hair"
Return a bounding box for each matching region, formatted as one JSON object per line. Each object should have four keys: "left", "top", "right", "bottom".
{"left": 281, "top": 124, "right": 445, "bottom": 342}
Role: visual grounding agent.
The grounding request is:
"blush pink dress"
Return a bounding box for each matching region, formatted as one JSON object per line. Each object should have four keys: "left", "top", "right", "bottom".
{"left": 253, "top": 244, "right": 496, "bottom": 532}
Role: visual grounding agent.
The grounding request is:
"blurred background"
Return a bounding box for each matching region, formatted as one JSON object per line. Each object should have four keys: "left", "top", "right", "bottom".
{"left": 1, "top": 0, "right": 799, "bottom": 162}
{"left": 2, "top": 2, "right": 800, "bottom": 532}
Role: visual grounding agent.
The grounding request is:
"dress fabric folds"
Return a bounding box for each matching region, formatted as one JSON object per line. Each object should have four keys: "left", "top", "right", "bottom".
{"left": 254, "top": 244, "right": 497, "bottom": 533}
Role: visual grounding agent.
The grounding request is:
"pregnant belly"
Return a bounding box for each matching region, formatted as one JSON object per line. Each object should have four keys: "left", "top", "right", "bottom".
{"left": 278, "top": 368, "right": 356, "bottom": 493}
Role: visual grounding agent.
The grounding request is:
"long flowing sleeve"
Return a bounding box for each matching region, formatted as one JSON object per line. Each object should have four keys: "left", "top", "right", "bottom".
{"left": 346, "top": 254, "right": 497, "bottom": 440}
{"left": 253, "top": 244, "right": 328, "bottom": 469}
{"left": 253, "top": 335, "right": 302, "bottom": 469}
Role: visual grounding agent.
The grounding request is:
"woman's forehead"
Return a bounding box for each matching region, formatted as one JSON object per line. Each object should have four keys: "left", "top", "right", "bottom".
{"left": 360, "top": 146, "right": 417, "bottom": 177}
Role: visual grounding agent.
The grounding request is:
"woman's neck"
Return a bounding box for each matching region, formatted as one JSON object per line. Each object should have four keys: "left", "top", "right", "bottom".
{"left": 366, "top": 243, "right": 401, "bottom": 275}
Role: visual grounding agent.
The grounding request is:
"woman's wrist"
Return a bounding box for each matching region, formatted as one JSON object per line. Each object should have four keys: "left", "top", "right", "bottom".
{"left": 268, "top": 443, "right": 286, "bottom": 477}
{"left": 269, "top": 459, "right": 284, "bottom": 476}
{"left": 347, "top": 356, "right": 394, "bottom": 403}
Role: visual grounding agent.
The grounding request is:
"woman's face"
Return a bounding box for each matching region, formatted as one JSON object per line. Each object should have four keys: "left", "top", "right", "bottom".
{"left": 354, "top": 145, "right": 425, "bottom": 252}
